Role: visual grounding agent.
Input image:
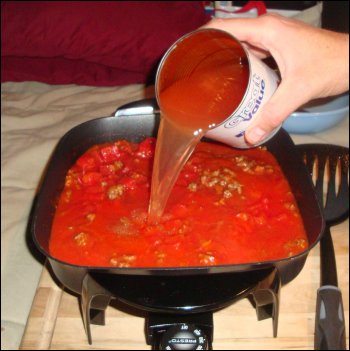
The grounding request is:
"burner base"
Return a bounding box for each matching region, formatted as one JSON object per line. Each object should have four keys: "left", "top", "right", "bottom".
{"left": 80, "top": 268, "right": 281, "bottom": 347}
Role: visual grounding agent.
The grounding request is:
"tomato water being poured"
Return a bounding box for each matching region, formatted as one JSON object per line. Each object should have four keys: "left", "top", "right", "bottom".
{"left": 148, "top": 29, "right": 279, "bottom": 222}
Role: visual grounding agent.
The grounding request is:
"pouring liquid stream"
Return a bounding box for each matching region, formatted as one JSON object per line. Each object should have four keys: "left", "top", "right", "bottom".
{"left": 148, "top": 60, "right": 249, "bottom": 223}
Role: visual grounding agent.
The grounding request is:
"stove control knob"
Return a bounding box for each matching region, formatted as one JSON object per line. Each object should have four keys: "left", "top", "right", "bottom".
{"left": 160, "top": 324, "right": 208, "bottom": 350}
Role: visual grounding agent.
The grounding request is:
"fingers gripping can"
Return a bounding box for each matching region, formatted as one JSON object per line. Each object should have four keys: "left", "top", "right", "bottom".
{"left": 155, "top": 28, "right": 280, "bottom": 148}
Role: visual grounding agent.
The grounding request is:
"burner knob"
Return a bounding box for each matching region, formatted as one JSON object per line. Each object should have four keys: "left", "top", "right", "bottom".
{"left": 160, "top": 324, "right": 208, "bottom": 350}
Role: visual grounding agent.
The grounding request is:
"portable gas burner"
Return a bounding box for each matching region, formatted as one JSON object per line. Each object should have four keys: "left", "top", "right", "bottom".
{"left": 31, "top": 101, "right": 324, "bottom": 350}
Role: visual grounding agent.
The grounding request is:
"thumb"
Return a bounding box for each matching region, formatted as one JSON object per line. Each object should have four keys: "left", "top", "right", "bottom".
{"left": 245, "top": 79, "right": 311, "bottom": 145}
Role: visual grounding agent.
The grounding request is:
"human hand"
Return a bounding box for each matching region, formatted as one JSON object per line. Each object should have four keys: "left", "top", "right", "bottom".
{"left": 203, "top": 14, "right": 349, "bottom": 144}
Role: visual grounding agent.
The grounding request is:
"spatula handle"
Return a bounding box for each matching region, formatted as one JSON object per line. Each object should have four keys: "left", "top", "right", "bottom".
{"left": 314, "top": 286, "right": 346, "bottom": 350}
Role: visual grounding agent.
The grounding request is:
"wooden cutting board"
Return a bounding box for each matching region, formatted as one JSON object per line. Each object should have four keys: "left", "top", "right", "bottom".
{"left": 20, "top": 220, "right": 349, "bottom": 350}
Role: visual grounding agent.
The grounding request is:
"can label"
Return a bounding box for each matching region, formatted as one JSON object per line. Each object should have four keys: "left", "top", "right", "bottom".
{"left": 205, "top": 50, "right": 279, "bottom": 148}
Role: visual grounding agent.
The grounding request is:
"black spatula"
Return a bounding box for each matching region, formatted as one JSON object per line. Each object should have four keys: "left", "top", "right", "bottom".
{"left": 297, "top": 144, "right": 349, "bottom": 350}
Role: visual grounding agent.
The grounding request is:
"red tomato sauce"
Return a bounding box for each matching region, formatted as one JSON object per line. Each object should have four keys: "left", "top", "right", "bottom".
{"left": 49, "top": 138, "right": 308, "bottom": 267}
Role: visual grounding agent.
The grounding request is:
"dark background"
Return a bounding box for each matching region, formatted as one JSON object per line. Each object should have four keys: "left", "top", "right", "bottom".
{"left": 234, "top": 1, "right": 349, "bottom": 33}
{"left": 322, "top": 1, "right": 349, "bottom": 32}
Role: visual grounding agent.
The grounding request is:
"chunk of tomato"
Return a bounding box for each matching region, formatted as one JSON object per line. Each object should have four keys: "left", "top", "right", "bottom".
{"left": 136, "top": 138, "right": 156, "bottom": 158}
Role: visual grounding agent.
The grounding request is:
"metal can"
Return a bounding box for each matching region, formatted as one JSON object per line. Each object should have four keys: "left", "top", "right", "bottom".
{"left": 155, "top": 28, "right": 280, "bottom": 148}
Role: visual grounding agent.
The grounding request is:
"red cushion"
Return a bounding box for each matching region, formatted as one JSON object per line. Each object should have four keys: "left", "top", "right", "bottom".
{"left": 1, "top": 1, "right": 209, "bottom": 86}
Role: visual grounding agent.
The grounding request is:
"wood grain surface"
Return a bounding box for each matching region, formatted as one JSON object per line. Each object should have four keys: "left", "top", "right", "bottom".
{"left": 20, "top": 220, "right": 349, "bottom": 350}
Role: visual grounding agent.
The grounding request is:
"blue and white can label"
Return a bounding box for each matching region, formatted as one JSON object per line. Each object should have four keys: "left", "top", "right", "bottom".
{"left": 205, "top": 49, "right": 279, "bottom": 148}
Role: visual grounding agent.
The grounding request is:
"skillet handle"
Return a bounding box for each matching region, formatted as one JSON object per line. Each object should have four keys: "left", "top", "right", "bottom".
{"left": 314, "top": 286, "right": 346, "bottom": 350}
{"left": 114, "top": 98, "right": 160, "bottom": 117}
